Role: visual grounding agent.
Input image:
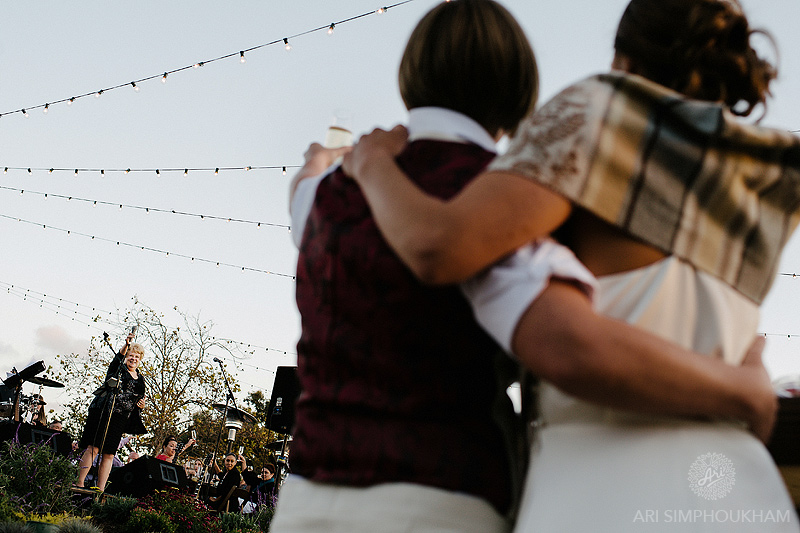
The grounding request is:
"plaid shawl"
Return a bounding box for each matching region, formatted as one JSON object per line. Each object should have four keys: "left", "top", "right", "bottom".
{"left": 491, "top": 72, "right": 800, "bottom": 304}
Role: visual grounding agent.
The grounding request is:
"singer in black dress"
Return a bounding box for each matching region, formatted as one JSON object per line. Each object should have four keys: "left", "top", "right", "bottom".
{"left": 76, "top": 331, "right": 147, "bottom": 490}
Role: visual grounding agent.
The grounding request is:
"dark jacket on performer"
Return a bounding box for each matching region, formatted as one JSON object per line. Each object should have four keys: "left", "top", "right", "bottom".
{"left": 89, "top": 351, "right": 147, "bottom": 435}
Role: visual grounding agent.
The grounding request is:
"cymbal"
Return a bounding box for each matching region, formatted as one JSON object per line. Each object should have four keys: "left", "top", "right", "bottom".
{"left": 211, "top": 403, "right": 257, "bottom": 425}
{"left": 2, "top": 360, "right": 45, "bottom": 389}
{"left": 27, "top": 376, "right": 64, "bottom": 388}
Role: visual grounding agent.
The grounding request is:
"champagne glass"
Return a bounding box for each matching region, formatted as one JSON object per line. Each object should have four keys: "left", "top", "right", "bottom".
{"left": 324, "top": 109, "right": 353, "bottom": 149}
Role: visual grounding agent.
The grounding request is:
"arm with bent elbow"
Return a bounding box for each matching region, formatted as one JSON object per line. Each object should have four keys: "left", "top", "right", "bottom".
{"left": 513, "top": 280, "right": 776, "bottom": 443}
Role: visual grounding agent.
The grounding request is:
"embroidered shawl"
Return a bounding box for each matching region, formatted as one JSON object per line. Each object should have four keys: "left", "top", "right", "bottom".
{"left": 490, "top": 72, "right": 800, "bottom": 303}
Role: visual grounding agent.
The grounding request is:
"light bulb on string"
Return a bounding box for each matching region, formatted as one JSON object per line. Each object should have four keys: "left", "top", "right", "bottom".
{"left": 376, "top": 7, "right": 386, "bottom": 14}
{"left": 240, "top": 51, "right": 246, "bottom": 63}
{"left": 22, "top": 109, "right": 28, "bottom": 118}
{"left": 131, "top": 82, "right": 139, "bottom": 92}
{"left": 162, "top": 73, "right": 168, "bottom": 84}
{"left": 95, "top": 90, "right": 103, "bottom": 98}
{"left": 284, "top": 38, "right": 292, "bottom": 51}
{"left": 43, "top": 104, "right": 49, "bottom": 114}
{"left": 328, "top": 23, "right": 335, "bottom": 35}
{"left": 282, "top": 167, "right": 287, "bottom": 175}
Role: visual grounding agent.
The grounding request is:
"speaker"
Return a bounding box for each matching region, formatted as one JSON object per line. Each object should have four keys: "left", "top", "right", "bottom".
{"left": 0, "top": 420, "right": 73, "bottom": 457}
{"left": 105, "top": 456, "right": 188, "bottom": 498}
{"left": 266, "top": 366, "right": 299, "bottom": 434}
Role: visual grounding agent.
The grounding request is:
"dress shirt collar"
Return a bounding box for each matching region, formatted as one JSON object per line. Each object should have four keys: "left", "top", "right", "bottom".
{"left": 407, "top": 107, "right": 497, "bottom": 153}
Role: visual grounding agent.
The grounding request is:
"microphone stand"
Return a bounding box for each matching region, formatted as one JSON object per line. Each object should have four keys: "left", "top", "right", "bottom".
{"left": 88, "top": 333, "right": 127, "bottom": 487}
{"left": 205, "top": 358, "right": 237, "bottom": 502}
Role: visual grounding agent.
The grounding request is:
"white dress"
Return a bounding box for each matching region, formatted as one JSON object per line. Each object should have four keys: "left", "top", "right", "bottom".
{"left": 513, "top": 256, "right": 798, "bottom": 532}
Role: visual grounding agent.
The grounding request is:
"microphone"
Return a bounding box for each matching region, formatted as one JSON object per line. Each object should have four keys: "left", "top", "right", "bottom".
{"left": 213, "top": 357, "right": 222, "bottom": 363}
{"left": 130, "top": 325, "right": 138, "bottom": 336}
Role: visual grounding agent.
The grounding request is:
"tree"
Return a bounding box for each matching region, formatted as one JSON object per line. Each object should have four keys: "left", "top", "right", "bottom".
{"left": 53, "top": 298, "right": 243, "bottom": 456}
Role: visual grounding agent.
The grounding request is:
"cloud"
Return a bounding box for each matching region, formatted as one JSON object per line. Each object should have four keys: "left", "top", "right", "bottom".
{"left": 34, "top": 325, "right": 90, "bottom": 357}
{"left": 0, "top": 340, "right": 19, "bottom": 358}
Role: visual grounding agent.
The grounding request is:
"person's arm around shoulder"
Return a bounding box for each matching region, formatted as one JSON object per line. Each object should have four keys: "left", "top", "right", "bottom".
{"left": 343, "top": 126, "right": 571, "bottom": 284}
{"left": 515, "top": 280, "right": 777, "bottom": 442}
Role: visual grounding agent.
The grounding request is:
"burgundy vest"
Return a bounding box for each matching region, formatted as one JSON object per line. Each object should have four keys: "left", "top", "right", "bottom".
{"left": 293, "top": 140, "right": 518, "bottom": 513}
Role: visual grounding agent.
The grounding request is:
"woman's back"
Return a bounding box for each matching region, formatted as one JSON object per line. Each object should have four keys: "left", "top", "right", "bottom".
{"left": 517, "top": 256, "right": 797, "bottom": 531}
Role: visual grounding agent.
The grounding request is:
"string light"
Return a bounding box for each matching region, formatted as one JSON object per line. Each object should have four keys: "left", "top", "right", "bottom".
{"left": 0, "top": 213, "right": 296, "bottom": 278}
{"left": 328, "top": 23, "right": 335, "bottom": 35}
{"left": 22, "top": 109, "right": 28, "bottom": 118}
{"left": 43, "top": 104, "right": 49, "bottom": 114}
{"left": 131, "top": 81, "right": 139, "bottom": 92}
{"left": 0, "top": 1, "right": 417, "bottom": 119}
{"left": 0, "top": 280, "right": 297, "bottom": 370}
{"left": 0, "top": 164, "right": 298, "bottom": 175}
{"left": 239, "top": 51, "right": 246, "bottom": 63}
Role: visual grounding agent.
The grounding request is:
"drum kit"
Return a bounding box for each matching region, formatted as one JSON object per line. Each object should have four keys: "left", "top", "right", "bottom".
{"left": 0, "top": 361, "right": 64, "bottom": 423}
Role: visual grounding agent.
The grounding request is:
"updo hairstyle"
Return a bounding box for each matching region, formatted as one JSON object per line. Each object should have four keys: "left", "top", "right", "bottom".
{"left": 614, "top": 0, "right": 776, "bottom": 117}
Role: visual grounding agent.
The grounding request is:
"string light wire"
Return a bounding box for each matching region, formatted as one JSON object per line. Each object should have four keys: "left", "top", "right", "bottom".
{"left": 0, "top": 164, "right": 298, "bottom": 176}
{"left": 0, "top": 184, "right": 290, "bottom": 230}
{"left": 0, "top": 213, "right": 296, "bottom": 279}
{"left": 0, "top": 280, "right": 296, "bottom": 372}
{"left": 0, "top": 1, "right": 416, "bottom": 119}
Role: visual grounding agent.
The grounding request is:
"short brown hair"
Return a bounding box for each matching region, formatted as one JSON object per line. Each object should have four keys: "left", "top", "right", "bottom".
{"left": 398, "top": 0, "right": 538, "bottom": 137}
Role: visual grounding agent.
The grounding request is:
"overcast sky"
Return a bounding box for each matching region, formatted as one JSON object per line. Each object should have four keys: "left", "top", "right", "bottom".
{"left": 1, "top": 0, "right": 799, "bottom": 417}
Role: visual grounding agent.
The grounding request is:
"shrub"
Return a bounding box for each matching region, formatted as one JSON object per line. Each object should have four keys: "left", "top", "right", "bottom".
{"left": 250, "top": 505, "right": 275, "bottom": 533}
{"left": 217, "top": 512, "right": 259, "bottom": 533}
{"left": 57, "top": 519, "right": 102, "bottom": 533}
{"left": 123, "top": 509, "right": 176, "bottom": 533}
{"left": 127, "top": 491, "right": 221, "bottom": 533}
{"left": 0, "top": 522, "right": 33, "bottom": 533}
{"left": 0, "top": 493, "right": 17, "bottom": 523}
{"left": 88, "top": 495, "right": 138, "bottom": 527}
{"left": 0, "top": 438, "right": 77, "bottom": 517}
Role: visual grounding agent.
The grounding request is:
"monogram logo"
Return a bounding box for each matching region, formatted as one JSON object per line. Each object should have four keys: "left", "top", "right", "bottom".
{"left": 688, "top": 452, "right": 736, "bottom": 500}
